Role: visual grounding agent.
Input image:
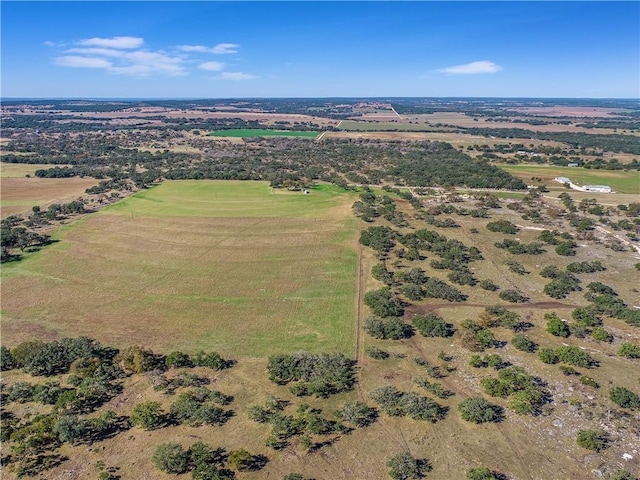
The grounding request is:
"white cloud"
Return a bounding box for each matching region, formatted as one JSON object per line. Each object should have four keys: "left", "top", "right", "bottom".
{"left": 199, "top": 61, "right": 225, "bottom": 71}
{"left": 177, "top": 43, "right": 239, "bottom": 54}
{"left": 218, "top": 72, "right": 257, "bottom": 80}
{"left": 55, "top": 46, "right": 185, "bottom": 76}
{"left": 79, "top": 36, "right": 144, "bottom": 49}
{"left": 211, "top": 43, "right": 239, "bottom": 54}
{"left": 65, "top": 47, "right": 126, "bottom": 57}
{"left": 54, "top": 56, "right": 113, "bottom": 69}
{"left": 177, "top": 45, "right": 210, "bottom": 53}
{"left": 438, "top": 60, "right": 503, "bottom": 75}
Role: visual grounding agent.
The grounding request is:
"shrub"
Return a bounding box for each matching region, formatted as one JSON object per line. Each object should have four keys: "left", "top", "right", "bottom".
{"left": 556, "top": 345, "right": 595, "bottom": 368}
{"left": 609, "top": 386, "right": 640, "bottom": 409}
{"left": 0, "top": 345, "right": 15, "bottom": 370}
{"left": 591, "top": 327, "right": 613, "bottom": 342}
{"left": 580, "top": 376, "right": 599, "bottom": 388}
{"left": 152, "top": 442, "right": 190, "bottom": 474}
{"left": 555, "top": 241, "right": 577, "bottom": 256}
{"left": 386, "top": 451, "right": 428, "bottom": 480}
{"left": 458, "top": 397, "right": 501, "bottom": 423}
{"left": 467, "top": 466, "right": 501, "bottom": 480}
{"left": 486, "top": 220, "right": 518, "bottom": 234}
{"left": 339, "top": 401, "right": 377, "bottom": 427}
{"left": 365, "top": 346, "right": 389, "bottom": 360}
{"left": 412, "top": 314, "right": 453, "bottom": 338}
{"left": 576, "top": 429, "right": 607, "bottom": 452}
{"left": 116, "top": 345, "right": 161, "bottom": 373}
{"left": 605, "top": 470, "right": 637, "bottom": 480}
{"left": 618, "top": 342, "right": 640, "bottom": 359}
{"left": 499, "top": 289, "right": 528, "bottom": 303}
{"left": 479, "top": 279, "right": 499, "bottom": 291}
{"left": 511, "top": 334, "right": 537, "bottom": 353}
{"left": 545, "top": 313, "right": 570, "bottom": 337}
{"left": 165, "top": 351, "right": 193, "bottom": 368}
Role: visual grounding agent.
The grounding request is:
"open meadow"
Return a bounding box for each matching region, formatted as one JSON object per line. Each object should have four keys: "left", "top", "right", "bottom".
{"left": 1, "top": 181, "right": 358, "bottom": 356}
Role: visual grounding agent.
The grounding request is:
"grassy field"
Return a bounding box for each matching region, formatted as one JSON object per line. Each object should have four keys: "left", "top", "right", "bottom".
{"left": 207, "top": 129, "right": 319, "bottom": 138}
{"left": 1, "top": 181, "right": 359, "bottom": 356}
{"left": 0, "top": 175, "right": 99, "bottom": 218}
{"left": 1, "top": 162, "right": 62, "bottom": 178}
{"left": 501, "top": 164, "right": 640, "bottom": 194}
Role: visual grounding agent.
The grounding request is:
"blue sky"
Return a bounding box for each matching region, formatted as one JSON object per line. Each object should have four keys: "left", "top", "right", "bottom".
{"left": 1, "top": 1, "right": 638, "bottom": 98}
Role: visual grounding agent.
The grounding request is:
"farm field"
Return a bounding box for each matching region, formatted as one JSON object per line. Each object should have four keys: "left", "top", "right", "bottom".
{"left": 207, "top": 129, "right": 319, "bottom": 138}
{"left": 0, "top": 174, "right": 99, "bottom": 218}
{"left": 0, "top": 180, "right": 359, "bottom": 356}
{"left": 500, "top": 164, "right": 640, "bottom": 194}
{"left": 1, "top": 162, "right": 56, "bottom": 178}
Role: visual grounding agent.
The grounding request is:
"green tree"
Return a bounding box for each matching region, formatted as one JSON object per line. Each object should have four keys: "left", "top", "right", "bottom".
{"left": 131, "top": 401, "right": 165, "bottom": 430}
{"left": 152, "top": 442, "right": 190, "bottom": 474}
{"left": 458, "top": 397, "right": 500, "bottom": 424}
{"left": 386, "top": 451, "right": 427, "bottom": 480}
{"left": 545, "top": 313, "right": 570, "bottom": 337}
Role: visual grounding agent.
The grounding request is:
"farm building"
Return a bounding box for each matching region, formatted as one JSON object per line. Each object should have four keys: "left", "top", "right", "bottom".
{"left": 583, "top": 185, "right": 612, "bottom": 193}
{"left": 555, "top": 177, "right": 572, "bottom": 184}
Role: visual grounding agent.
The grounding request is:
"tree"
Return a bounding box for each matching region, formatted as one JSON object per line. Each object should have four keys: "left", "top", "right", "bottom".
{"left": 386, "top": 451, "right": 427, "bottom": 480}
{"left": 152, "top": 442, "right": 190, "bottom": 474}
{"left": 131, "top": 401, "right": 165, "bottom": 430}
{"left": 364, "top": 289, "right": 404, "bottom": 317}
{"left": 545, "top": 313, "right": 570, "bottom": 337}
{"left": 576, "top": 429, "right": 607, "bottom": 452}
{"left": 412, "top": 314, "right": 453, "bottom": 338}
{"left": 339, "top": 401, "right": 377, "bottom": 427}
{"left": 458, "top": 397, "right": 501, "bottom": 424}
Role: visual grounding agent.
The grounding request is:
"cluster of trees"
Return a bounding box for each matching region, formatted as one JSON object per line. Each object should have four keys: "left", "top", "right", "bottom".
{"left": 152, "top": 441, "right": 265, "bottom": 477}
{"left": 538, "top": 345, "right": 596, "bottom": 368}
{"left": 480, "top": 366, "right": 548, "bottom": 415}
{"left": 266, "top": 352, "right": 356, "bottom": 398}
{"left": 248, "top": 397, "right": 358, "bottom": 451}
{"left": 369, "top": 386, "right": 447, "bottom": 422}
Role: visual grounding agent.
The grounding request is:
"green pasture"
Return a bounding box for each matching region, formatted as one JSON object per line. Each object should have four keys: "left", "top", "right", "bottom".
{"left": 1, "top": 181, "right": 359, "bottom": 357}
{"left": 207, "top": 129, "right": 319, "bottom": 138}
{"left": 500, "top": 164, "right": 640, "bottom": 194}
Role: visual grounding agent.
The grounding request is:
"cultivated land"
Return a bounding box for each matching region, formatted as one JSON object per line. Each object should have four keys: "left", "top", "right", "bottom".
{"left": 0, "top": 174, "right": 99, "bottom": 218}
{"left": 1, "top": 181, "right": 358, "bottom": 356}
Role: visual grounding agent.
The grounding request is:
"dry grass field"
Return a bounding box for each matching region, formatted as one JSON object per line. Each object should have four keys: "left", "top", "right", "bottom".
{"left": 0, "top": 173, "right": 99, "bottom": 218}
{"left": 1, "top": 181, "right": 359, "bottom": 357}
{"left": 2, "top": 187, "right": 639, "bottom": 480}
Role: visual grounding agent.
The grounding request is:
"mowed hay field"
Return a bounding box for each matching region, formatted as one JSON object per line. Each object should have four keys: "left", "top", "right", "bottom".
{"left": 501, "top": 164, "right": 640, "bottom": 195}
{"left": 1, "top": 181, "right": 359, "bottom": 356}
{"left": 1, "top": 162, "right": 99, "bottom": 218}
